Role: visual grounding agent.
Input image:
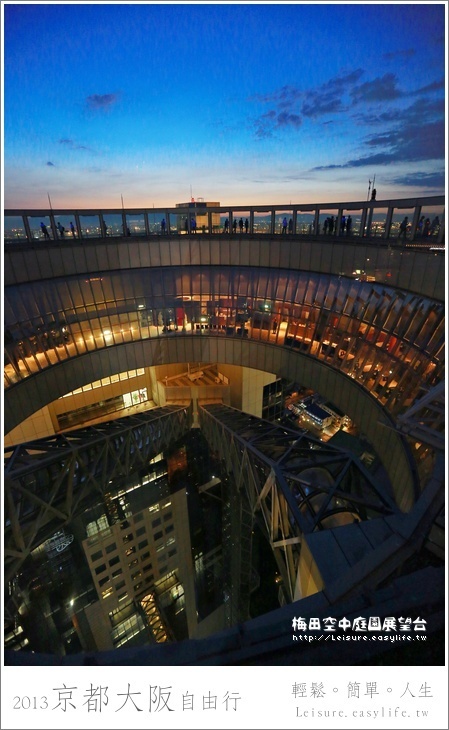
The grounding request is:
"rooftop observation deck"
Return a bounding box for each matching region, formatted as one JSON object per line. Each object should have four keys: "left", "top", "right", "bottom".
{"left": 4, "top": 194, "right": 445, "bottom": 242}
{"left": 4, "top": 196, "right": 445, "bottom": 512}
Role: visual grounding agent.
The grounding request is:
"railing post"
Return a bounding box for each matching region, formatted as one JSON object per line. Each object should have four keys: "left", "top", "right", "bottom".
{"left": 23, "top": 215, "right": 32, "bottom": 243}
{"left": 384, "top": 207, "right": 394, "bottom": 240}
{"left": 335, "top": 208, "right": 342, "bottom": 236}
{"left": 49, "top": 214, "right": 58, "bottom": 241}
{"left": 313, "top": 209, "right": 320, "bottom": 235}
{"left": 74, "top": 213, "right": 82, "bottom": 239}
{"left": 270, "top": 210, "right": 275, "bottom": 235}
{"left": 360, "top": 206, "right": 368, "bottom": 238}
{"left": 250, "top": 210, "right": 254, "bottom": 234}
{"left": 292, "top": 209, "right": 297, "bottom": 235}
{"left": 410, "top": 205, "right": 422, "bottom": 240}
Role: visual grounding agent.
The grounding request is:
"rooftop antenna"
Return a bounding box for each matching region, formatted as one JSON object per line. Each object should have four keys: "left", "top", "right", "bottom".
{"left": 121, "top": 194, "right": 124, "bottom": 209}
{"left": 366, "top": 179, "right": 372, "bottom": 202}
{"left": 190, "top": 184, "right": 194, "bottom": 203}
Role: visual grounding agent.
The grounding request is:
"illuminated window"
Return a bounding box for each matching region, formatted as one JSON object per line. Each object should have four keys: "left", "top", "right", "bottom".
{"left": 101, "top": 587, "right": 113, "bottom": 600}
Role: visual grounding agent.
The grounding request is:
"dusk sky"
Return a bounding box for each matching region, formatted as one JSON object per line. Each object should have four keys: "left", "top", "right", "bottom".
{"left": 3, "top": 2, "right": 446, "bottom": 209}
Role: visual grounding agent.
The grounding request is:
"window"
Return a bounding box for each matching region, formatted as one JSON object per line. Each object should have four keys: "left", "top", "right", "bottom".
{"left": 105, "top": 542, "right": 117, "bottom": 554}
{"left": 134, "top": 582, "right": 143, "bottom": 592}
{"left": 91, "top": 550, "right": 103, "bottom": 561}
{"left": 148, "top": 504, "right": 160, "bottom": 514}
{"left": 123, "top": 533, "right": 134, "bottom": 544}
{"left": 154, "top": 530, "right": 163, "bottom": 541}
{"left": 157, "top": 554, "right": 167, "bottom": 563}
{"left": 136, "top": 526, "right": 146, "bottom": 537}
{"left": 163, "top": 512, "right": 172, "bottom": 522}
{"left": 168, "top": 549, "right": 177, "bottom": 558}
{"left": 111, "top": 568, "right": 123, "bottom": 578}
{"left": 95, "top": 563, "right": 106, "bottom": 575}
{"left": 131, "top": 570, "right": 142, "bottom": 581}
{"left": 141, "top": 551, "right": 150, "bottom": 561}
{"left": 128, "top": 558, "right": 139, "bottom": 568}
{"left": 109, "top": 556, "right": 120, "bottom": 567}
{"left": 143, "top": 563, "right": 153, "bottom": 573}
{"left": 152, "top": 518, "right": 161, "bottom": 528}
{"left": 101, "top": 587, "right": 113, "bottom": 599}
{"left": 115, "top": 580, "right": 126, "bottom": 591}
{"left": 138, "top": 539, "right": 149, "bottom": 550}
{"left": 99, "top": 576, "right": 110, "bottom": 587}
{"left": 165, "top": 524, "right": 174, "bottom": 534}
{"left": 125, "top": 546, "right": 136, "bottom": 556}
{"left": 134, "top": 512, "right": 144, "bottom": 523}
{"left": 145, "top": 575, "right": 153, "bottom": 584}
{"left": 118, "top": 592, "right": 128, "bottom": 602}
{"left": 156, "top": 544, "right": 165, "bottom": 553}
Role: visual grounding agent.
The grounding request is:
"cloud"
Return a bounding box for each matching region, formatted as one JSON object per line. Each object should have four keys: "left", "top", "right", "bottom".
{"left": 389, "top": 170, "right": 445, "bottom": 189}
{"left": 353, "top": 97, "right": 445, "bottom": 128}
{"left": 86, "top": 92, "right": 119, "bottom": 110}
{"left": 58, "top": 138, "right": 95, "bottom": 153}
{"left": 46, "top": 161, "right": 55, "bottom": 166}
{"left": 312, "top": 119, "right": 445, "bottom": 170}
{"left": 382, "top": 49, "right": 415, "bottom": 61}
{"left": 414, "top": 77, "right": 445, "bottom": 95}
{"left": 350, "top": 73, "right": 403, "bottom": 103}
{"left": 276, "top": 112, "right": 302, "bottom": 128}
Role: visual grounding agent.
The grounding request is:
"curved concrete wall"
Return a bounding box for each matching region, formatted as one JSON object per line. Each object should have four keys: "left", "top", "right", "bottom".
{"left": 4, "top": 337, "right": 417, "bottom": 513}
{"left": 4, "top": 236, "right": 445, "bottom": 301}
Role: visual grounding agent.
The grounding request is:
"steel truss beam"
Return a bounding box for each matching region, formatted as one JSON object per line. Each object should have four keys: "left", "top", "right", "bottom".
{"left": 395, "top": 380, "right": 445, "bottom": 451}
{"left": 199, "top": 404, "right": 400, "bottom": 603}
{"left": 4, "top": 405, "right": 192, "bottom": 583}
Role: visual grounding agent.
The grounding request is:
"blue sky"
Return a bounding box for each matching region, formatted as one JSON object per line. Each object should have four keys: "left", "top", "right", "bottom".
{"left": 2, "top": 2, "right": 446, "bottom": 208}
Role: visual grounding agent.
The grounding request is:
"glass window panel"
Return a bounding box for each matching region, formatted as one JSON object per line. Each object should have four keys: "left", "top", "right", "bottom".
{"left": 4, "top": 216, "right": 27, "bottom": 242}
{"left": 295, "top": 211, "right": 315, "bottom": 235}
{"left": 126, "top": 213, "right": 146, "bottom": 236}
{"left": 253, "top": 211, "right": 271, "bottom": 234}
{"left": 317, "top": 209, "right": 338, "bottom": 236}
{"left": 274, "top": 210, "right": 293, "bottom": 234}
{"left": 27, "top": 215, "right": 55, "bottom": 240}
{"left": 79, "top": 215, "right": 101, "bottom": 238}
